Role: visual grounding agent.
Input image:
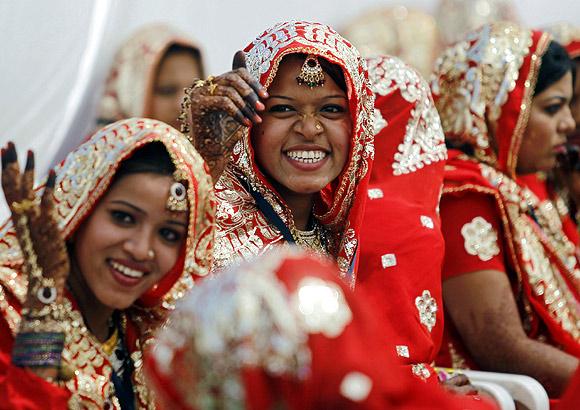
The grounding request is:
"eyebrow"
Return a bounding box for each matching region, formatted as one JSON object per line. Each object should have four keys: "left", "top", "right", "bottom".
{"left": 110, "top": 200, "right": 146, "bottom": 215}
{"left": 166, "top": 219, "right": 188, "bottom": 229}
{"left": 542, "top": 96, "right": 570, "bottom": 104}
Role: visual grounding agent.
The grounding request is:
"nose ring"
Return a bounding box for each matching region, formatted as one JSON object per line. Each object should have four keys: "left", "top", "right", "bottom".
{"left": 147, "top": 250, "right": 155, "bottom": 260}
{"left": 315, "top": 122, "right": 323, "bottom": 131}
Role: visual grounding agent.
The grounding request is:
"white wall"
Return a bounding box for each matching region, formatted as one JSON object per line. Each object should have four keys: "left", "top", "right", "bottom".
{"left": 0, "top": 0, "right": 578, "bottom": 218}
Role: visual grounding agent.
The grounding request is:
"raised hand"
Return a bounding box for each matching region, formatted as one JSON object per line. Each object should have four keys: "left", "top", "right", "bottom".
{"left": 1, "top": 142, "right": 69, "bottom": 314}
{"left": 180, "top": 50, "right": 268, "bottom": 181}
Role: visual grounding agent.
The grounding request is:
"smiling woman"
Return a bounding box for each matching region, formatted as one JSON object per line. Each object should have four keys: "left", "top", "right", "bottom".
{"left": 182, "top": 21, "right": 374, "bottom": 283}
{"left": 0, "top": 118, "right": 214, "bottom": 409}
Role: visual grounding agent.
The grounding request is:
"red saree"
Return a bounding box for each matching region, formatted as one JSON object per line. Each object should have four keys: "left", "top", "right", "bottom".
{"left": 357, "top": 55, "right": 447, "bottom": 383}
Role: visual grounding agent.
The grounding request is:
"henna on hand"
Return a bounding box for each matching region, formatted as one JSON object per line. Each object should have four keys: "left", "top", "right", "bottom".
{"left": 179, "top": 50, "right": 268, "bottom": 182}
{"left": 1, "top": 143, "right": 70, "bottom": 310}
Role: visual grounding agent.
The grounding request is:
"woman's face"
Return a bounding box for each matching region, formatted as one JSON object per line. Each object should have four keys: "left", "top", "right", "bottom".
{"left": 73, "top": 173, "right": 188, "bottom": 310}
{"left": 251, "top": 57, "right": 352, "bottom": 198}
{"left": 151, "top": 50, "right": 201, "bottom": 129}
{"left": 516, "top": 71, "right": 575, "bottom": 174}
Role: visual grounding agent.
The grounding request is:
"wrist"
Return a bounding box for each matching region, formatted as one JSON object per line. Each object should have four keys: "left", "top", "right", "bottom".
{"left": 12, "top": 331, "right": 65, "bottom": 369}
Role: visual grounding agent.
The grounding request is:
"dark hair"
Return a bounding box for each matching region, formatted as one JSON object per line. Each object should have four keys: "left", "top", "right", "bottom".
{"left": 112, "top": 142, "right": 175, "bottom": 184}
{"left": 162, "top": 43, "right": 204, "bottom": 77}
{"left": 281, "top": 53, "right": 348, "bottom": 93}
{"left": 535, "top": 41, "right": 574, "bottom": 95}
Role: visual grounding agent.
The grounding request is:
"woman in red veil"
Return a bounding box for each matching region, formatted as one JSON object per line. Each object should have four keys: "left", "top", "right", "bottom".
{"left": 0, "top": 118, "right": 214, "bottom": 408}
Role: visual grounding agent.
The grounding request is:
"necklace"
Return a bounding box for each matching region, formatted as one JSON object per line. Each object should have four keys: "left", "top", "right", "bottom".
{"left": 101, "top": 326, "right": 119, "bottom": 356}
{"left": 292, "top": 220, "right": 327, "bottom": 253}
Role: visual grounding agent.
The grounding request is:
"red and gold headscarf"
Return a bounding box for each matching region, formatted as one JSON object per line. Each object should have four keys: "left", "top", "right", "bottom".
{"left": 214, "top": 21, "right": 375, "bottom": 285}
{"left": 433, "top": 23, "right": 580, "bottom": 354}
{"left": 0, "top": 118, "right": 215, "bottom": 408}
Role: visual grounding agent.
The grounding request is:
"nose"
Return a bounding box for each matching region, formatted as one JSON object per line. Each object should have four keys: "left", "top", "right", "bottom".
{"left": 123, "top": 228, "right": 154, "bottom": 262}
{"left": 295, "top": 112, "right": 323, "bottom": 139}
{"left": 560, "top": 105, "right": 576, "bottom": 135}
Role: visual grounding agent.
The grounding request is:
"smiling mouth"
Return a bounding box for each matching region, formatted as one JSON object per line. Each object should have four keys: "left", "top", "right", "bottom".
{"left": 285, "top": 150, "right": 328, "bottom": 164}
{"left": 108, "top": 259, "right": 146, "bottom": 279}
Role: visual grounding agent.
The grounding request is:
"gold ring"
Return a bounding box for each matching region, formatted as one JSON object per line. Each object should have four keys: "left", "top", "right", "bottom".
{"left": 12, "top": 199, "right": 36, "bottom": 214}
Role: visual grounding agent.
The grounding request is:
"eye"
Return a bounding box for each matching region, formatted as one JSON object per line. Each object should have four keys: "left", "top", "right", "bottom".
{"left": 110, "top": 210, "right": 134, "bottom": 226}
{"left": 321, "top": 104, "right": 346, "bottom": 114}
{"left": 154, "top": 85, "right": 179, "bottom": 96}
{"left": 159, "top": 227, "right": 183, "bottom": 244}
{"left": 544, "top": 103, "right": 564, "bottom": 116}
{"left": 268, "top": 104, "right": 295, "bottom": 113}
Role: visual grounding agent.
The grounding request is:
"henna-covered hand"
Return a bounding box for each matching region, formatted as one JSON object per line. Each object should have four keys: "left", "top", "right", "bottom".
{"left": 1, "top": 142, "right": 69, "bottom": 311}
{"left": 181, "top": 50, "right": 268, "bottom": 182}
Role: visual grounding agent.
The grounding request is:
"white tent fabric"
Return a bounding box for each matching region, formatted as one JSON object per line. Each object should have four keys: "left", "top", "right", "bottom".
{"left": 0, "top": 0, "right": 578, "bottom": 219}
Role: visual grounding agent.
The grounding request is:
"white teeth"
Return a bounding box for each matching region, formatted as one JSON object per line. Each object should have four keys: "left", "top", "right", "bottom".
{"left": 286, "top": 150, "right": 327, "bottom": 163}
{"left": 109, "top": 260, "right": 145, "bottom": 278}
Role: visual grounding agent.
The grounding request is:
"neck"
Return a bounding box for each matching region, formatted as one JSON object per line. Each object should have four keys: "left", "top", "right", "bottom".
{"left": 278, "top": 189, "right": 314, "bottom": 231}
{"left": 67, "top": 260, "right": 114, "bottom": 342}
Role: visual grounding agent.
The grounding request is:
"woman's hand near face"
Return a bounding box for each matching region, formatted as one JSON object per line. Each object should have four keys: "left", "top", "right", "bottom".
{"left": 1, "top": 142, "right": 69, "bottom": 377}
{"left": 183, "top": 50, "right": 268, "bottom": 182}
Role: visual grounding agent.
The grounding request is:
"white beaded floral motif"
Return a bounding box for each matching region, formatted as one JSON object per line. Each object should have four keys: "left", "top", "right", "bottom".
{"left": 461, "top": 216, "right": 500, "bottom": 261}
{"left": 396, "top": 345, "right": 410, "bottom": 358}
{"left": 381, "top": 254, "right": 397, "bottom": 269}
{"left": 367, "top": 188, "right": 384, "bottom": 199}
{"left": 415, "top": 290, "right": 437, "bottom": 332}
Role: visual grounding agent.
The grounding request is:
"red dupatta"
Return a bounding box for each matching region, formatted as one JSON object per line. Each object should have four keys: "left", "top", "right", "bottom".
{"left": 357, "top": 55, "right": 447, "bottom": 382}
{"left": 432, "top": 22, "right": 580, "bottom": 356}
{"left": 213, "top": 21, "right": 375, "bottom": 286}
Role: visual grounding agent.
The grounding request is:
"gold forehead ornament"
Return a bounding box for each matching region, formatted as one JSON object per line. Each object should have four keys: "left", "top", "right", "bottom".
{"left": 166, "top": 169, "right": 188, "bottom": 212}
{"left": 296, "top": 55, "right": 325, "bottom": 88}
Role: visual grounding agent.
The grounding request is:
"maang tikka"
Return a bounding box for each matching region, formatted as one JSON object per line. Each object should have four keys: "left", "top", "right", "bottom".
{"left": 167, "top": 169, "right": 188, "bottom": 212}
{"left": 296, "top": 55, "right": 325, "bottom": 88}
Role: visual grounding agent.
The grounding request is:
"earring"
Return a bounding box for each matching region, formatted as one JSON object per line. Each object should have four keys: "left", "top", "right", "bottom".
{"left": 296, "top": 55, "right": 325, "bottom": 88}
{"left": 166, "top": 169, "right": 188, "bottom": 212}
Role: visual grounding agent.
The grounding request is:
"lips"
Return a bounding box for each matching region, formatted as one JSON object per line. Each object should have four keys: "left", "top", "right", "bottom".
{"left": 107, "top": 258, "right": 149, "bottom": 286}
{"left": 285, "top": 149, "right": 328, "bottom": 163}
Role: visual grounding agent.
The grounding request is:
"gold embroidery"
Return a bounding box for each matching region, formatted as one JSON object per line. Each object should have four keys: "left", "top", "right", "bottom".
{"left": 367, "top": 55, "right": 447, "bottom": 175}
{"left": 461, "top": 216, "right": 500, "bottom": 261}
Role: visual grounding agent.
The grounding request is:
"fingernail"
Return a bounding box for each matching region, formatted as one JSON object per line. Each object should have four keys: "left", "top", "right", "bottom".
{"left": 243, "top": 118, "right": 252, "bottom": 127}
{"left": 254, "top": 115, "right": 262, "bottom": 124}
{"left": 46, "top": 170, "right": 56, "bottom": 188}
{"left": 255, "top": 101, "right": 265, "bottom": 111}
{"left": 260, "top": 89, "right": 269, "bottom": 98}
{"left": 25, "top": 151, "right": 34, "bottom": 171}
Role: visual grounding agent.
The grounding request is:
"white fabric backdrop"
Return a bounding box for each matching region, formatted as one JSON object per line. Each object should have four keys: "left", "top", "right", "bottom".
{"left": 0, "top": 0, "right": 579, "bottom": 219}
